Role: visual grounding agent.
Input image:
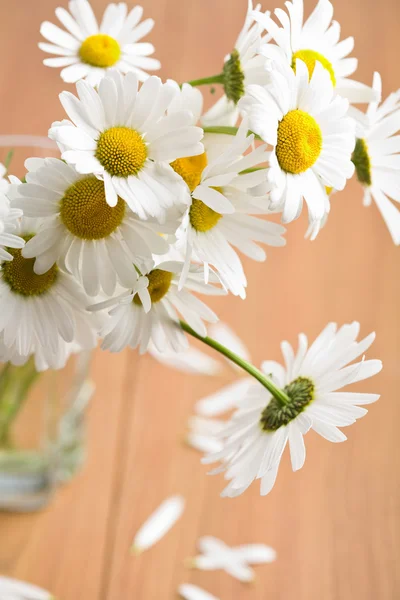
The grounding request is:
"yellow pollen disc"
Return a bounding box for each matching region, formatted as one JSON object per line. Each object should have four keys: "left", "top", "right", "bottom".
{"left": 170, "top": 152, "right": 208, "bottom": 192}
{"left": 189, "top": 199, "right": 222, "bottom": 233}
{"left": 276, "top": 110, "right": 322, "bottom": 174}
{"left": 133, "top": 269, "right": 173, "bottom": 305}
{"left": 79, "top": 34, "right": 121, "bottom": 68}
{"left": 325, "top": 186, "right": 333, "bottom": 196}
{"left": 292, "top": 49, "right": 336, "bottom": 86}
{"left": 60, "top": 176, "right": 125, "bottom": 240}
{"left": 96, "top": 127, "right": 148, "bottom": 178}
{"left": 2, "top": 236, "right": 58, "bottom": 296}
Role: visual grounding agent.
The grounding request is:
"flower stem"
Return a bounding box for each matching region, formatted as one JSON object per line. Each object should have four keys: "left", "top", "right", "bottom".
{"left": 187, "top": 74, "right": 225, "bottom": 87}
{"left": 203, "top": 126, "right": 263, "bottom": 141}
{"left": 179, "top": 321, "right": 290, "bottom": 405}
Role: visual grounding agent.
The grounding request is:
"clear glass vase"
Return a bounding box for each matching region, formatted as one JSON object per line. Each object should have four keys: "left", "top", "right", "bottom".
{"left": 0, "top": 351, "right": 94, "bottom": 512}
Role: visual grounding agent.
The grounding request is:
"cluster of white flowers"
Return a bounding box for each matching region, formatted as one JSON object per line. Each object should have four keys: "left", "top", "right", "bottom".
{"left": 0, "top": 0, "right": 388, "bottom": 504}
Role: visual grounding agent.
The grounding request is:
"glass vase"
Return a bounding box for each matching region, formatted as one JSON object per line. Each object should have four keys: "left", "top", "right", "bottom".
{"left": 0, "top": 351, "right": 94, "bottom": 512}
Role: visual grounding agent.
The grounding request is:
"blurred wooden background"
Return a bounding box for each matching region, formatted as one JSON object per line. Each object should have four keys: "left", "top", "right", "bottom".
{"left": 0, "top": 0, "right": 399, "bottom": 598}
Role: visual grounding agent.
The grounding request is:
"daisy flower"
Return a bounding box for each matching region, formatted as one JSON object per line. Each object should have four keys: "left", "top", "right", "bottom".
{"left": 169, "top": 110, "right": 286, "bottom": 297}
{"left": 89, "top": 260, "right": 225, "bottom": 354}
{"left": 49, "top": 70, "right": 204, "bottom": 221}
{"left": 40, "top": 0, "right": 160, "bottom": 85}
{"left": 351, "top": 73, "right": 400, "bottom": 245}
{"left": 0, "top": 191, "right": 25, "bottom": 262}
{"left": 253, "top": 0, "right": 378, "bottom": 105}
{"left": 0, "top": 162, "right": 10, "bottom": 193}
{"left": 202, "top": 1, "right": 271, "bottom": 127}
{"left": 239, "top": 59, "right": 355, "bottom": 231}
{"left": 203, "top": 322, "right": 382, "bottom": 498}
{"left": 13, "top": 157, "right": 172, "bottom": 297}
{"left": 0, "top": 217, "right": 98, "bottom": 367}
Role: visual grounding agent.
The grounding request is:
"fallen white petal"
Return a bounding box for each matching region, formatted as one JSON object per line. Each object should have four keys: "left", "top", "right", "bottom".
{"left": 131, "top": 495, "right": 185, "bottom": 554}
{"left": 0, "top": 576, "right": 51, "bottom": 599}
{"left": 233, "top": 544, "right": 277, "bottom": 564}
{"left": 178, "top": 583, "right": 219, "bottom": 600}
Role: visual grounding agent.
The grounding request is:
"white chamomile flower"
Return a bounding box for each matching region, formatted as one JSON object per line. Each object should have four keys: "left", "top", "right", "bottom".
{"left": 203, "top": 322, "right": 382, "bottom": 498}
{"left": 40, "top": 0, "right": 160, "bottom": 85}
{"left": 188, "top": 535, "right": 276, "bottom": 582}
{"left": 254, "top": 0, "right": 378, "bottom": 105}
{"left": 0, "top": 576, "right": 52, "bottom": 600}
{"left": 131, "top": 495, "right": 185, "bottom": 554}
{"left": 14, "top": 157, "right": 171, "bottom": 297}
{"left": 179, "top": 584, "right": 219, "bottom": 600}
{"left": 202, "top": 0, "right": 271, "bottom": 127}
{"left": 240, "top": 59, "right": 355, "bottom": 233}
{"left": 0, "top": 217, "right": 97, "bottom": 367}
{"left": 49, "top": 70, "right": 204, "bottom": 221}
{"left": 171, "top": 118, "right": 286, "bottom": 298}
{"left": 0, "top": 191, "right": 25, "bottom": 262}
{"left": 89, "top": 260, "right": 225, "bottom": 354}
{"left": 351, "top": 73, "right": 400, "bottom": 245}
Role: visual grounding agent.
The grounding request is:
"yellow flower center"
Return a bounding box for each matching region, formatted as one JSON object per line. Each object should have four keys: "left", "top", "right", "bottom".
{"left": 189, "top": 198, "right": 222, "bottom": 232}
{"left": 133, "top": 269, "right": 173, "bottom": 305}
{"left": 60, "top": 176, "right": 126, "bottom": 240}
{"left": 292, "top": 49, "right": 336, "bottom": 86}
{"left": 276, "top": 110, "right": 322, "bottom": 174}
{"left": 170, "top": 152, "right": 208, "bottom": 192}
{"left": 79, "top": 34, "right": 121, "bottom": 68}
{"left": 96, "top": 127, "right": 148, "bottom": 178}
{"left": 325, "top": 186, "right": 333, "bottom": 196}
{"left": 352, "top": 138, "right": 372, "bottom": 186}
{"left": 2, "top": 236, "right": 58, "bottom": 296}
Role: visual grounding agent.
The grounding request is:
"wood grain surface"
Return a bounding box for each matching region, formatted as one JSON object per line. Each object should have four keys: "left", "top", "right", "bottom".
{"left": 0, "top": 0, "right": 399, "bottom": 598}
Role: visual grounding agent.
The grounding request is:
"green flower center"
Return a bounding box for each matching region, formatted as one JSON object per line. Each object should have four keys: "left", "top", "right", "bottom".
{"left": 79, "top": 34, "right": 121, "bottom": 68}
{"left": 352, "top": 138, "right": 372, "bottom": 186}
{"left": 2, "top": 235, "right": 58, "bottom": 296}
{"left": 133, "top": 269, "right": 173, "bottom": 305}
{"left": 223, "top": 49, "right": 245, "bottom": 104}
{"left": 260, "top": 376, "right": 315, "bottom": 431}
{"left": 60, "top": 176, "right": 126, "bottom": 240}
{"left": 96, "top": 127, "right": 148, "bottom": 178}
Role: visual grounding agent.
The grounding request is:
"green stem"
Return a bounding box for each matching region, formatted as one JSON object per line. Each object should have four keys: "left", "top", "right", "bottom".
{"left": 187, "top": 74, "right": 225, "bottom": 87}
{"left": 240, "top": 166, "right": 268, "bottom": 175}
{"left": 179, "top": 321, "right": 290, "bottom": 406}
{"left": 203, "top": 126, "right": 263, "bottom": 142}
{"left": 4, "top": 149, "right": 14, "bottom": 170}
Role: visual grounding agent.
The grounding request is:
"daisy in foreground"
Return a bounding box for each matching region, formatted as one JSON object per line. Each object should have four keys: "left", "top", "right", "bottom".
{"left": 0, "top": 191, "right": 25, "bottom": 262}
{"left": 0, "top": 575, "right": 52, "bottom": 599}
{"left": 14, "top": 157, "right": 170, "bottom": 297}
{"left": 203, "top": 322, "right": 382, "bottom": 497}
{"left": 40, "top": 0, "right": 160, "bottom": 85}
{"left": 49, "top": 70, "right": 203, "bottom": 220}
{"left": 253, "top": 0, "right": 377, "bottom": 104}
{"left": 351, "top": 73, "right": 400, "bottom": 244}
{"left": 89, "top": 260, "right": 225, "bottom": 354}
{"left": 239, "top": 59, "right": 355, "bottom": 232}
{"left": 0, "top": 217, "right": 97, "bottom": 368}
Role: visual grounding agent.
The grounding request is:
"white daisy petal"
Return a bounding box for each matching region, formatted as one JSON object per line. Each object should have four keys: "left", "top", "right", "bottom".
{"left": 131, "top": 495, "right": 185, "bottom": 554}
{"left": 179, "top": 584, "right": 219, "bottom": 600}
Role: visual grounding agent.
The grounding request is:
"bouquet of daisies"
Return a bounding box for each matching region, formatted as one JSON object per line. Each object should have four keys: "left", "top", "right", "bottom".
{"left": 0, "top": 0, "right": 393, "bottom": 497}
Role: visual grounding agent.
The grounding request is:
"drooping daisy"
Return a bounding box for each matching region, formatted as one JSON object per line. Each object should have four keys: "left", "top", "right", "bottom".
{"left": 170, "top": 114, "right": 286, "bottom": 298}
{"left": 351, "top": 73, "right": 400, "bottom": 245}
{"left": 13, "top": 157, "right": 172, "bottom": 297}
{"left": 0, "top": 217, "right": 98, "bottom": 366}
{"left": 203, "top": 322, "right": 382, "bottom": 497}
{"left": 40, "top": 0, "right": 160, "bottom": 85}
{"left": 89, "top": 260, "right": 225, "bottom": 354}
{"left": 239, "top": 59, "right": 355, "bottom": 231}
{"left": 202, "top": 1, "right": 271, "bottom": 127}
{"left": 49, "top": 70, "right": 204, "bottom": 221}
{"left": 253, "top": 0, "right": 378, "bottom": 105}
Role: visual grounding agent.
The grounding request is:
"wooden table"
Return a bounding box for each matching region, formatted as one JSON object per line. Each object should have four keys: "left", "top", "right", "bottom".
{"left": 0, "top": 0, "right": 399, "bottom": 598}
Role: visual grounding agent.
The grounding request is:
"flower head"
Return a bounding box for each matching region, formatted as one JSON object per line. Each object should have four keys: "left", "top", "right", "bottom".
{"left": 49, "top": 71, "right": 204, "bottom": 221}
{"left": 40, "top": 0, "right": 160, "bottom": 85}
{"left": 0, "top": 190, "right": 25, "bottom": 262}
{"left": 240, "top": 59, "right": 355, "bottom": 233}
{"left": 254, "top": 0, "right": 378, "bottom": 105}
{"left": 351, "top": 73, "right": 400, "bottom": 244}
{"left": 203, "top": 322, "right": 382, "bottom": 497}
